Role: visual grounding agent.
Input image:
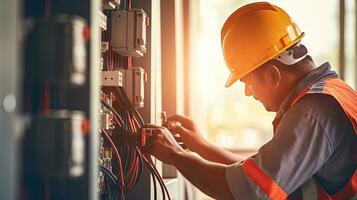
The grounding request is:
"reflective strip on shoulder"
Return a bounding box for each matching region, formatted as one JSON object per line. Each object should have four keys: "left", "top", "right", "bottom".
{"left": 307, "top": 78, "right": 357, "bottom": 134}
{"left": 241, "top": 159, "right": 288, "bottom": 200}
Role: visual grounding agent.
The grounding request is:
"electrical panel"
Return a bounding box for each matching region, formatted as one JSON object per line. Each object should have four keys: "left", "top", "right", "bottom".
{"left": 111, "top": 9, "right": 148, "bottom": 57}
{"left": 97, "top": 1, "right": 172, "bottom": 199}
{"left": 21, "top": 12, "right": 90, "bottom": 200}
{"left": 16, "top": 0, "right": 172, "bottom": 199}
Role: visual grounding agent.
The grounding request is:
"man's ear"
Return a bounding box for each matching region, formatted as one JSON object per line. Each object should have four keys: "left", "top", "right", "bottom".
{"left": 264, "top": 64, "right": 281, "bottom": 88}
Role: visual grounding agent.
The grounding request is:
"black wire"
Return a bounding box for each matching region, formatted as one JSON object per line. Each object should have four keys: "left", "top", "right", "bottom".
{"left": 112, "top": 190, "right": 118, "bottom": 200}
{"left": 107, "top": 89, "right": 143, "bottom": 192}
{"left": 144, "top": 159, "right": 166, "bottom": 200}
{"left": 151, "top": 173, "right": 157, "bottom": 200}
{"left": 100, "top": 165, "right": 119, "bottom": 186}
{"left": 100, "top": 166, "right": 121, "bottom": 200}
{"left": 133, "top": 147, "right": 143, "bottom": 186}
{"left": 105, "top": 176, "right": 112, "bottom": 200}
{"left": 115, "top": 87, "right": 145, "bottom": 126}
{"left": 112, "top": 86, "right": 130, "bottom": 109}
{"left": 109, "top": 87, "right": 172, "bottom": 199}
{"left": 115, "top": 87, "right": 170, "bottom": 199}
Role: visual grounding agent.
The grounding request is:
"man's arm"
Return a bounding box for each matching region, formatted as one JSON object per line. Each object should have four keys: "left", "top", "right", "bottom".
{"left": 146, "top": 126, "right": 235, "bottom": 200}
{"left": 167, "top": 115, "right": 243, "bottom": 164}
{"left": 195, "top": 140, "right": 243, "bottom": 165}
{"left": 172, "top": 151, "right": 235, "bottom": 200}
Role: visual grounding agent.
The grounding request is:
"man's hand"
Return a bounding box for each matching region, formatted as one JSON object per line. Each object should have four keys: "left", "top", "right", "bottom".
{"left": 166, "top": 115, "right": 208, "bottom": 152}
{"left": 145, "top": 124, "right": 235, "bottom": 200}
{"left": 166, "top": 115, "right": 243, "bottom": 165}
{"left": 145, "top": 125, "right": 185, "bottom": 165}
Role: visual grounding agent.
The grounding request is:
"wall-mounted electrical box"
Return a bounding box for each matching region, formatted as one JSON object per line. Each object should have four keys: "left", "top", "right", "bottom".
{"left": 111, "top": 9, "right": 148, "bottom": 57}
{"left": 120, "top": 67, "right": 146, "bottom": 108}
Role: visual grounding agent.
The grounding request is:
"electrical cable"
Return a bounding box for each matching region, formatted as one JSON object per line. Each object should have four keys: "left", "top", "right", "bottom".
{"left": 142, "top": 155, "right": 167, "bottom": 200}
{"left": 113, "top": 87, "right": 144, "bottom": 127}
{"left": 105, "top": 175, "right": 112, "bottom": 200}
{"left": 100, "top": 165, "right": 119, "bottom": 185}
{"left": 103, "top": 84, "right": 172, "bottom": 200}
{"left": 151, "top": 172, "right": 157, "bottom": 200}
{"left": 101, "top": 100, "right": 126, "bottom": 129}
{"left": 134, "top": 147, "right": 143, "bottom": 186}
{"left": 147, "top": 156, "right": 171, "bottom": 200}
{"left": 128, "top": 0, "right": 132, "bottom": 10}
{"left": 101, "top": 129, "right": 125, "bottom": 200}
{"left": 115, "top": 86, "right": 171, "bottom": 199}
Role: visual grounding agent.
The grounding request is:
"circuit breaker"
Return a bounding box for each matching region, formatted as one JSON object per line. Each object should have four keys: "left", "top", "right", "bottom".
{"left": 111, "top": 9, "right": 148, "bottom": 57}
{"left": 120, "top": 67, "right": 146, "bottom": 108}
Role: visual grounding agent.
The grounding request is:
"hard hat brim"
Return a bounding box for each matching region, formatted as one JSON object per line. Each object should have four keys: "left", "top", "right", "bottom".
{"left": 224, "top": 33, "right": 305, "bottom": 88}
{"left": 225, "top": 73, "right": 240, "bottom": 88}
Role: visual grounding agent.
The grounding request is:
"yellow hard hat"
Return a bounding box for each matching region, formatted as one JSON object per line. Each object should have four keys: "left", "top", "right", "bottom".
{"left": 221, "top": 2, "right": 304, "bottom": 87}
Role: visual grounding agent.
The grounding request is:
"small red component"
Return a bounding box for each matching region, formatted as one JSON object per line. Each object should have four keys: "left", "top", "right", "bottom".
{"left": 81, "top": 119, "right": 90, "bottom": 135}
{"left": 146, "top": 16, "right": 150, "bottom": 27}
{"left": 83, "top": 25, "right": 90, "bottom": 42}
{"left": 141, "top": 129, "right": 147, "bottom": 147}
{"left": 144, "top": 72, "right": 148, "bottom": 82}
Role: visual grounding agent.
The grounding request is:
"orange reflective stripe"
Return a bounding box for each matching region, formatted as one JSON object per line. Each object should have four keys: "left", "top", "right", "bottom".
{"left": 242, "top": 159, "right": 288, "bottom": 200}
{"left": 315, "top": 182, "right": 333, "bottom": 200}
{"left": 321, "top": 78, "right": 357, "bottom": 134}
{"left": 290, "top": 87, "right": 309, "bottom": 107}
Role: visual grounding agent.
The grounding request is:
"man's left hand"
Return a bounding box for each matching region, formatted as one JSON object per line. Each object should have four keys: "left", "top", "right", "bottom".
{"left": 144, "top": 125, "right": 185, "bottom": 165}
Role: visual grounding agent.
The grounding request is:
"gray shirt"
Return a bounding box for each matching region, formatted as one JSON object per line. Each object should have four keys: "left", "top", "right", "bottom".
{"left": 225, "top": 63, "right": 357, "bottom": 199}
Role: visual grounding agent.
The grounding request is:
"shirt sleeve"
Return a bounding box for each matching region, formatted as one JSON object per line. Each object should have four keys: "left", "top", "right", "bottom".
{"left": 225, "top": 97, "right": 336, "bottom": 199}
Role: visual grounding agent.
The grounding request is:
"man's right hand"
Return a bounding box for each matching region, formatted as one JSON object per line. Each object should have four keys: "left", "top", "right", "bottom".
{"left": 166, "top": 114, "right": 208, "bottom": 153}
{"left": 166, "top": 114, "right": 243, "bottom": 165}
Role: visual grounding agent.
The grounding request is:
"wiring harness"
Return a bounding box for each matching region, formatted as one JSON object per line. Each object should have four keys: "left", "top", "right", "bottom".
{"left": 100, "top": 87, "right": 171, "bottom": 200}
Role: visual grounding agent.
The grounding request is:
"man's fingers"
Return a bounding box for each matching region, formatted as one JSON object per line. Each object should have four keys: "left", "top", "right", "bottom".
{"left": 144, "top": 132, "right": 162, "bottom": 152}
{"left": 167, "top": 114, "right": 194, "bottom": 129}
{"left": 169, "top": 124, "right": 191, "bottom": 138}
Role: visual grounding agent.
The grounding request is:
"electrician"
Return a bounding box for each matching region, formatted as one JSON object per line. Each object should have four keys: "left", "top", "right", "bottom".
{"left": 146, "top": 2, "right": 357, "bottom": 199}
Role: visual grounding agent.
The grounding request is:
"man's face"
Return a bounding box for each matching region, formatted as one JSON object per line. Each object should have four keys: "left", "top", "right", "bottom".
{"left": 240, "top": 68, "right": 278, "bottom": 112}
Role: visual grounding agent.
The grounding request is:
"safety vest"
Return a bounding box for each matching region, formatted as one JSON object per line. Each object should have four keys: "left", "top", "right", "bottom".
{"left": 241, "top": 78, "right": 357, "bottom": 200}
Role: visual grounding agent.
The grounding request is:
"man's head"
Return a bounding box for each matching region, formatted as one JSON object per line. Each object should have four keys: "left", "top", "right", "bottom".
{"left": 240, "top": 51, "right": 315, "bottom": 112}
{"left": 221, "top": 2, "right": 313, "bottom": 111}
